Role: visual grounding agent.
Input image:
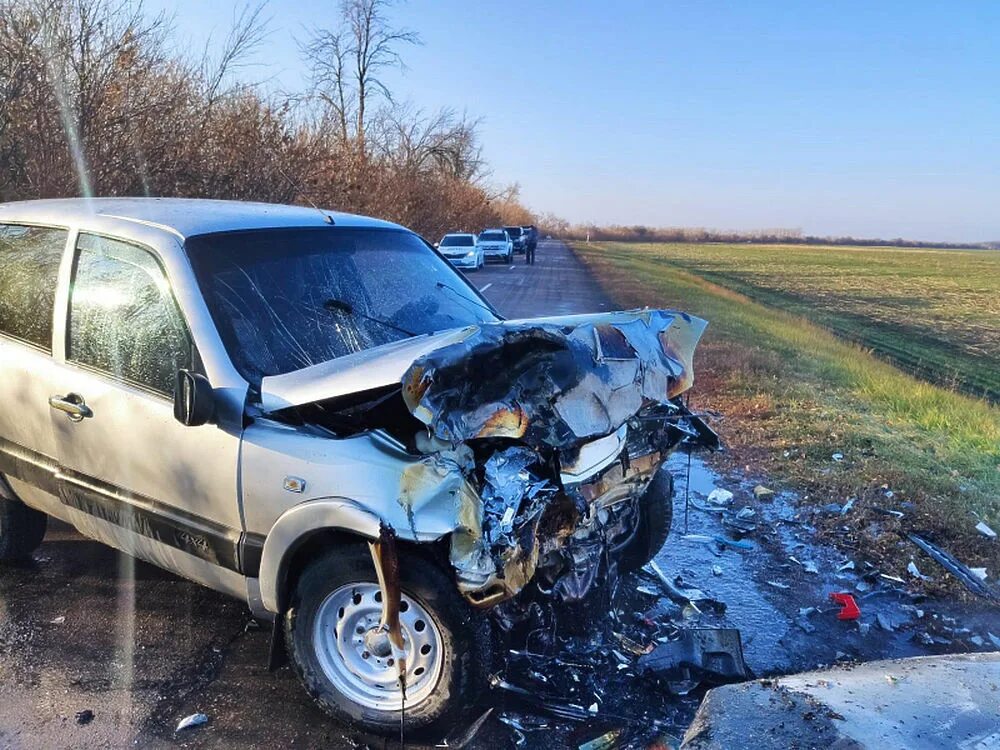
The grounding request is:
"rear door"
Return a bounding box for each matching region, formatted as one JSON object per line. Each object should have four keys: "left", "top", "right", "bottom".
{"left": 0, "top": 223, "right": 70, "bottom": 514}
{"left": 48, "top": 231, "right": 246, "bottom": 589}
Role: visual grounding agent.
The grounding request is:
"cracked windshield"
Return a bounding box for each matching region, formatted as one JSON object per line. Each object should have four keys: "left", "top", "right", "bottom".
{"left": 0, "top": 1, "right": 997, "bottom": 749}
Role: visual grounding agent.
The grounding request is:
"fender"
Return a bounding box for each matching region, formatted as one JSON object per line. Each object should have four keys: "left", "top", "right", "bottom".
{"left": 257, "top": 496, "right": 456, "bottom": 614}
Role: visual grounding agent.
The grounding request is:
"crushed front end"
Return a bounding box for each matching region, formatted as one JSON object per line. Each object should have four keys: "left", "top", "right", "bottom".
{"left": 400, "top": 309, "right": 719, "bottom": 607}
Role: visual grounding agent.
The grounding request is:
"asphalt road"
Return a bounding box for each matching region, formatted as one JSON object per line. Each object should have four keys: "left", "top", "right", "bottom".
{"left": 2, "top": 240, "right": 995, "bottom": 749}
{"left": 0, "top": 240, "right": 613, "bottom": 749}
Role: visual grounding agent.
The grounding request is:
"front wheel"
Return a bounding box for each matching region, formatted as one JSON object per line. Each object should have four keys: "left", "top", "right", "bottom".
{"left": 285, "top": 545, "right": 493, "bottom": 736}
{"left": 617, "top": 470, "right": 674, "bottom": 572}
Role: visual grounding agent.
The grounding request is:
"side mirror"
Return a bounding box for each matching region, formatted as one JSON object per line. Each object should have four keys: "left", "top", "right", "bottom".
{"left": 174, "top": 370, "right": 215, "bottom": 426}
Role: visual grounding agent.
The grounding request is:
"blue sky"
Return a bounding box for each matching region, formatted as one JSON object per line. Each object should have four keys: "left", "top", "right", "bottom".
{"left": 148, "top": 0, "right": 1000, "bottom": 241}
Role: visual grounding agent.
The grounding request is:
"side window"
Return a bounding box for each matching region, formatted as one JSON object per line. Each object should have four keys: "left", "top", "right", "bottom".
{"left": 0, "top": 224, "right": 68, "bottom": 350}
{"left": 68, "top": 233, "right": 193, "bottom": 396}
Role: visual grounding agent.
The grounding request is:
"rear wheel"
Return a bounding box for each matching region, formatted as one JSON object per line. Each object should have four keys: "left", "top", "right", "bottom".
{"left": 617, "top": 470, "right": 674, "bottom": 572}
{"left": 0, "top": 494, "right": 48, "bottom": 562}
{"left": 285, "top": 544, "right": 493, "bottom": 736}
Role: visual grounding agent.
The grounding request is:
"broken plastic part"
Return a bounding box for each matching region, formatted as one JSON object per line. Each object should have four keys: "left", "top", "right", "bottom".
{"left": 637, "top": 628, "right": 748, "bottom": 688}
{"left": 907, "top": 533, "right": 999, "bottom": 600}
{"left": 829, "top": 592, "right": 861, "bottom": 620}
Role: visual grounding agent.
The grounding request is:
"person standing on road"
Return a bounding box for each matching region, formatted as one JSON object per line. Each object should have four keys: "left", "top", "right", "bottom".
{"left": 525, "top": 224, "right": 538, "bottom": 265}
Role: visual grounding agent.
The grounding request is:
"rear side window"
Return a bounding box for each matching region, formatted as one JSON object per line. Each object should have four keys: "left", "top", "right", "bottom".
{"left": 0, "top": 224, "right": 67, "bottom": 350}
{"left": 68, "top": 233, "right": 193, "bottom": 396}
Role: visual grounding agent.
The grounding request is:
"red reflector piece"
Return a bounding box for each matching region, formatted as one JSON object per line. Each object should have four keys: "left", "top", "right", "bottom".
{"left": 829, "top": 592, "right": 861, "bottom": 620}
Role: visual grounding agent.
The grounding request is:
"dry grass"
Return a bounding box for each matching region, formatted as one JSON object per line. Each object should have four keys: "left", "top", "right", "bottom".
{"left": 572, "top": 241, "right": 1000, "bottom": 587}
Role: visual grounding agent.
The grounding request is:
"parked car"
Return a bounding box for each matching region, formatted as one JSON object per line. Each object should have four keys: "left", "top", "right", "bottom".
{"left": 477, "top": 228, "right": 513, "bottom": 263}
{"left": 503, "top": 225, "right": 526, "bottom": 254}
{"left": 0, "top": 198, "right": 716, "bottom": 737}
{"left": 436, "top": 232, "right": 483, "bottom": 270}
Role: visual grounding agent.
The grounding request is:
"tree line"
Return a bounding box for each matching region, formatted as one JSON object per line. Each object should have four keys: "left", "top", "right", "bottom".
{"left": 550, "top": 222, "right": 994, "bottom": 250}
{"left": 0, "top": 0, "right": 535, "bottom": 240}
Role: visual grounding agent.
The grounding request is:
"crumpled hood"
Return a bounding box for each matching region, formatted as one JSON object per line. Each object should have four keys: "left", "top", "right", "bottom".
{"left": 260, "top": 309, "right": 707, "bottom": 446}
{"left": 402, "top": 309, "right": 706, "bottom": 448}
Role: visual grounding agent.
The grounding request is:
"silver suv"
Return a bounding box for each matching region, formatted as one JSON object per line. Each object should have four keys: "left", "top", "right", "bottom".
{"left": 0, "top": 198, "right": 716, "bottom": 736}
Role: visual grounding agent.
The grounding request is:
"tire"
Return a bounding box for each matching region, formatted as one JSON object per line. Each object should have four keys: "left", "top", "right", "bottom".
{"left": 0, "top": 495, "right": 48, "bottom": 562}
{"left": 285, "top": 544, "right": 493, "bottom": 737}
{"left": 617, "top": 469, "right": 673, "bottom": 572}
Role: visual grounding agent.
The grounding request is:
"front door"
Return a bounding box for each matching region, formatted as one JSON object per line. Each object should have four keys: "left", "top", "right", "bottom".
{"left": 49, "top": 232, "right": 246, "bottom": 593}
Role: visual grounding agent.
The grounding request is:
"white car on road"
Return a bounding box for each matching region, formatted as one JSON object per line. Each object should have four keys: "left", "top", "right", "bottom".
{"left": 437, "top": 232, "right": 483, "bottom": 270}
{"left": 478, "top": 228, "right": 513, "bottom": 263}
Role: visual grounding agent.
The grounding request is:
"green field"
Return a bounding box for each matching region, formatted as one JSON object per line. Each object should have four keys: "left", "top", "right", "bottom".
{"left": 572, "top": 240, "right": 1000, "bottom": 577}
{"left": 593, "top": 242, "right": 1000, "bottom": 401}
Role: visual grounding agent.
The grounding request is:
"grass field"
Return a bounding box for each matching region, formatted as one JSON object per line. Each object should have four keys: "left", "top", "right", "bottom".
{"left": 572, "top": 241, "right": 1000, "bottom": 584}
{"left": 594, "top": 242, "right": 1000, "bottom": 401}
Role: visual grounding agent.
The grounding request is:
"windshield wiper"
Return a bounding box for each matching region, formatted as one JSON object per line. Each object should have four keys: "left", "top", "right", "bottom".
{"left": 434, "top": 281, "right": 497, "bottom": 318}
{"left": 323, "top": 299, "right": 417, "bottom": 336}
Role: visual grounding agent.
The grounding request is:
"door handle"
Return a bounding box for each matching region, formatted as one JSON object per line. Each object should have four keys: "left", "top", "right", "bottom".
{"left": 49, "top": 393, "right": 93, "bottom": 422}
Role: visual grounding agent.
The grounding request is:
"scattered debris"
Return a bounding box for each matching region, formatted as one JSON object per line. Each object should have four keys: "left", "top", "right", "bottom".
{"left": 75, "top": 710, "right": 94, "bottom": 726}
{"left": 713, "top": 535, "right": 753, "bottom": 551}
{"left": 876, "top": 613, "right": 896, "bottom": 632}
{"left": 766, "top": 580, "right": 790, "bottom": 590}
{"left": 489, "top": 675, "right": 592, "bottom": 722}
{"left": 578, "top": 729, "right": 624, "bottom": 750}
{"left": 711, "top": 565, "right": 723, "bottom": 577}
{"left": 49, "top": 615, "right": 65, "bottom": 625}
{"left": 840, "top": 498, "right": 855, "bottom": 514}
{"left": 644, "top": 562, "right": 726, "bottom": 614}
{"left": 175, "top": 713, "right": 209, "bottom": 732}
{"left": 439, "top": 708, "right": 494, "bottom": 747}
{"left": 879, "top": 573, "right": 905, "bottom": 585}
{"left": 970, "top": 568, "right": 988, "bottom": 581}
{"left": 752, "top": 485, "right": 774, "bottom": 500}
{"left": 706, "top": 488, "right": 733, "bottom": 506}
{"left": 906, "top": 561, "right": 928, "bottom": 580}
{"left": 829, "top": 593, "right": 861, "bottom": 620}
{"left": 722, "top": 506, "right": 757, "bottom": 534}
{"left": 637, "top": 628, "right": 748, "bottom": 691}
{"left": 908, "top": 533, "right": 999, "bottom": 601}
{"left": 988, "top": 633, "right": 1000, "bottom": 649}
{"left": 831, "top": 453, "right": 844, "bottom": 462}
{"left": 836, "top": 560, "right": 855, "bottom": 572}
{"left": 975, "top": 521, "right": 997, "bottom": 540}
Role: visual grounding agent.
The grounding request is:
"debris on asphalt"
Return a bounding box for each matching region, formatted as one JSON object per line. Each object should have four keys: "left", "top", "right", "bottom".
{"left": 578, "top": 728, "right": 624, "bottom": 750}
{"left": 705, "top": 488, "right": 733, "bottom": 506}
{"left": 721, "top": 506, "right": 757, "bottom": 534}
{"left": 711, "top": 565, "right": 723, "bottom": 577}
{"left": 906, "top": 561, "right": 928, "bottom": 580}
{"left": 840, "top": 497, "right": 855, "bottom": 514}
{"left": 440, "top": 708, "right": 494, "bottom": 747}
{"left": 989, "top": 633, "right": 1000, "bottom": 649}
{"left": 790, "top": 556, "right": 819, "bottom": 574}
{"left": 176, "top": 713, "right": 209, "bottom": 732}
{"left": 49, "top": 615, "right": 65, "bottom": 625}
{"left": 75, "top": 710, "right": 94, "bottom": 726}
{"left": 970, "top": 567, "right": 988, "bottom": 581}
{"left": 907, "top": 533, "right": 999, "bottom": 600}
{"left": 829, "top": 593, "right": 861, "bottom": 620}
{"left": 876, "top": 613, "right": 897, "bottom": 632}
{"left": 831, "top": 453, "right": 844, "bottom": 462}
{"left": 765, "top": 580, "right": 790, "bottom": 590}
{"left": 752, "top": 485, "right": 774, "bottom": 500}
{"left": 644, "top": 562, "right": 726, "bottom": 614}
{"left": 975, "top": 521, "right": 997, "bottom": 540}
{"left": 637, "top": 628, "right": 748, "bottom": 691}
{"left": 713, "top": 535, "right": 753, "bottom": 551}
{"left": 836, "top": 560, "right": 855, "bottom": 572}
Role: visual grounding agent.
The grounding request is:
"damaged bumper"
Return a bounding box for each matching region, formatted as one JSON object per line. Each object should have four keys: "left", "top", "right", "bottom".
{"left": 401, "top": 310, "right": 717, "bottom": 606}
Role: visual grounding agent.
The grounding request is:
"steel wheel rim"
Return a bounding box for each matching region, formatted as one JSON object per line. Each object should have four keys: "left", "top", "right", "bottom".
{"left": 312, "top": 582, "right": 444, "bottom": 711}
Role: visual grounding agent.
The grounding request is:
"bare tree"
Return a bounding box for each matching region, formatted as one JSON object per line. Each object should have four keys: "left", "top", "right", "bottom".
{"left": 304, "top": 0, "right": 418, "bottom": 153}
